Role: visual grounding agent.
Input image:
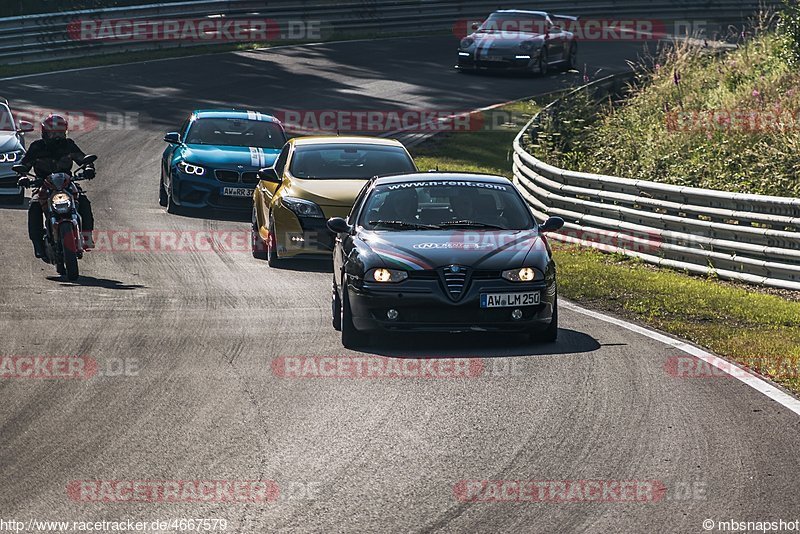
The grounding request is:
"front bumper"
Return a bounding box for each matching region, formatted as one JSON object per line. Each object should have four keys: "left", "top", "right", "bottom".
{"left": 171, "top": 170, "right": 257, "bottom": 211}
{"left": 457, "top": 51, "right": 539, "bottom": 71}
{"left": 271, "top": 204, "right": 350, "bottom": 260}
{"left": 347, "top": 276, "right": 556, "bottom": 333}
{"left": 0, "top": 172, "right": 22, "bottom": 197}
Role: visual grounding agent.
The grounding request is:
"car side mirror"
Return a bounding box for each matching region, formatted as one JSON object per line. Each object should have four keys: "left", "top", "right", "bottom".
{"left": 257, "top": 166, "right": 281, "bottom": 184}
{"left": 12, "top": 164, "right": 28, "bottom": 174}
{"left": 540, "top": 216, "right": 565, "bottom": 233}
{"left": 471, "top": 22, "right": 480, "bottom": 30}
{"left": 327, "top": 217, "right": 352, "bottom": 234}
{"left": 164, "top": 132, "right": 181, "bottom": 144}
{"left": 81, "top": 154, "right": 98, "bottom": 165}
{"left": 17, "top": 120, "right": 34, "bottom": 133}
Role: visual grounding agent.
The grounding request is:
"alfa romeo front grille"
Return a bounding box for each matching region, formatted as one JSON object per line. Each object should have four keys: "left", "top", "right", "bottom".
{"left": 441, "top": 266, "right": 469, "bottom": 300}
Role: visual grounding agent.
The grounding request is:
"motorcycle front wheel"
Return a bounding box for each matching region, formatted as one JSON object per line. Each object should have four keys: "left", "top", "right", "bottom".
{"left": 59, "top": 224, "right": 80, "bottom": 281}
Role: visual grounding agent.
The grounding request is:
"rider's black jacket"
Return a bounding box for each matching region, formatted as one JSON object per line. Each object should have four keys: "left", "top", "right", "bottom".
{"left": 19, "top": 138, "right": 88, "bottom": 178}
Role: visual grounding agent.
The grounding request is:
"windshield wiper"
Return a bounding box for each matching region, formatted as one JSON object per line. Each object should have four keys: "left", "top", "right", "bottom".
{"left": 369, "top": 220, "right": 441, "bottom": 230}
{"left": 439, "top": 220, "right": 507, "bottom": 230}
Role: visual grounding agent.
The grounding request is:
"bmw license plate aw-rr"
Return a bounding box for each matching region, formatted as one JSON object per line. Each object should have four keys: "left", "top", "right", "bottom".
{"left": 480, "top": 292, "right": 541, "bottom": 308}
{"left": 222, "top": 187, "right": 254, "bottom": 197}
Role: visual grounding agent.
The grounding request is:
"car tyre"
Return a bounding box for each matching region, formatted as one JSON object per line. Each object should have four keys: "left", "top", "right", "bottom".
{"left": 252, "top": 208, "right": 267, "bottom": 260}
{"left": 566, "top": 43, "right": 577, "bottom": 70}
{"left": 341, "top": 283, "right": 367, "bottom": 349}
{"left": 529, "top": 296, "right": 558, "bottom": 343}
{"left": 159, "top": 174, "right": 168, "bottom": 207}
{"left": 332, "top": 280, "right": 342, "bottom": 331}
{"left": 166, "top": 181, "right": 181, "bottom": 215}
{"left": 266, "top": 215, "right": 281, "bottom": 267}
{"left": 537, "top": 49, "right": 549, "bottom": 76}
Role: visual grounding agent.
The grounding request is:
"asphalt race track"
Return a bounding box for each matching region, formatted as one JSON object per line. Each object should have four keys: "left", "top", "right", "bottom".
{"left": 1, "top": 36, "right": 799, "bottom": 532}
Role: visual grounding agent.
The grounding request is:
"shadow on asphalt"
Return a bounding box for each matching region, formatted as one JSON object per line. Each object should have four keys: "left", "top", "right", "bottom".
{"left": 47, "top": 275, "right": 146, "bottom": 290}
{"left": 268, "top": 258, "right": 333, "bottom": 273}
{"left": 0, "top": 198, "right": 28, "bottom": 210}
{"left": 168, "top": 207, "right": 250, "bottom": 223}
{"left": 363, "top": 328, "right": 602, "bottom": 358}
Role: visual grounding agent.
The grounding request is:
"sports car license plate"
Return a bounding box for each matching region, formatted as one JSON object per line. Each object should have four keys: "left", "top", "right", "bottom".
{"left": 483, "top": 55, "right": 504, "bottom": 62}
{"left": 222, "top": 187, "right": 254, "bottom": 198}
{"left": 480, "top": 292, "right": 540, "bottom": 308}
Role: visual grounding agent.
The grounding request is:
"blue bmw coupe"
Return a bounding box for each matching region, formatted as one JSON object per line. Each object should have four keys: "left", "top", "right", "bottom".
{"left": 160, "top": 109, "right": 287, "bottom": 213}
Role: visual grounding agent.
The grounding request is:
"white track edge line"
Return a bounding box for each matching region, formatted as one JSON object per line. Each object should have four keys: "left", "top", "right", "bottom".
{"left": 561, "top": 300, "right": 800, "bottom": 416}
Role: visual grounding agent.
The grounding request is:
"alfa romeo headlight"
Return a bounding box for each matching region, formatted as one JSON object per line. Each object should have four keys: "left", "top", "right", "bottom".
{"left": 519, "top": 41, "right": 538, "bottom": 52}
{"left": 178, "top": 161, "right": 206, "bottom": 176}
{"left": 460, "top": 37, "right": 475, "bottom": 49}
{"left": 281, "top": 197, "right": 324, "bottom": 219}
{"left": 368, "top": 268, "right": 408, "bottom": 283}
{"left": 502, "top": 267, "right": 541, "bottom": 282}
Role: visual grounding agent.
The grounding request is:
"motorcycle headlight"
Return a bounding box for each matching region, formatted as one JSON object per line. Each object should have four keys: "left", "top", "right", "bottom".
{"left": 50, "top": 192, "right": 72, "bottom": 213}
{"left": 177, "top": 161, "right": 206, "bottom": 176}
{"left": 460, "top": 37, "right": 475, "bottom": 49}
{"left": 281, "top": 197, "right": 324, "bottom": 219}
{"left": 368, "top": 268, "right": 408, "bottom": 283}
{"left": 502, "top": 267, "right": 541, "bottom": 282}
{"left": 0, "top": 150, "right": 23, "bottom": 163}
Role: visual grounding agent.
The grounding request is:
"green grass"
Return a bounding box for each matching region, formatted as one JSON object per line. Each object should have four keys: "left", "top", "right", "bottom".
{"left": 414, "top": 101, "right": 539, "bottom": 177}
{"left": 531, "top": 29, "right": 800, "bottom": 197}
{"left": 411, "top": 101, "right": 800, "bottom": 394}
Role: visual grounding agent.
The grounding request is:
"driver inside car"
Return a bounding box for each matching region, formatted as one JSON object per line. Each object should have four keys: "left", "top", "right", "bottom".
{"left": 17, "top": 114, "right": 96, "bottom": 260}
{"left": 377, "top": 188, "right": 419, "bottom": 222}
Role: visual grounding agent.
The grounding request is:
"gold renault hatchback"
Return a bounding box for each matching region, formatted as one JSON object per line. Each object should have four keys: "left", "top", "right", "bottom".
{"left": 252, "top": 136, "right": 417, "bottom": 265}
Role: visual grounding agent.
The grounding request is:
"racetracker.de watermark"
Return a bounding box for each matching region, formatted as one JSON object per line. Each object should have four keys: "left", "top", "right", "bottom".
{"left": 554, "top": 228, "right": 663, "bottom": 254}
{"left": 88, "top": 230, "right": 253, "bottom": 253}
{"left": 67, "top": 18, "right": 330, "bottom": 42}
{"left": 453, "top": 19, "right": 710, "bottom": 40}
{"left": 3, "top": 108, "right": 140, "bottom": 133}
{"left": 665, "top": 355, "right": 800, "bottom": 380}
{"left": 665, "top": 109, "right": 800, "bottom": 133}
{"left": 0, "top": 356, "right": 138, "bottom": 380}
{"left": 274, "top": 109, "right": 530, "bottom": 134}
{"left": 272, "top": 356, "right": 485, "bottom": 379}
{"left": 67, "top": 480, "right": 279, "bottom": 503}
{"left": 453, "top": 480, "right": 667, "bottom": 503}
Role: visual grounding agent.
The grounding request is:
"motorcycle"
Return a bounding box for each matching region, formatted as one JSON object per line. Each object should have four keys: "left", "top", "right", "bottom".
{"left": 14, "top": 155, "right": 97, "bottom": 281}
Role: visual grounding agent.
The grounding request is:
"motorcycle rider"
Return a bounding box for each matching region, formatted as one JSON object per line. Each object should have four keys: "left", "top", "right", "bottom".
{"left": 17, "top": 114, "right": 96, "bottom": 260}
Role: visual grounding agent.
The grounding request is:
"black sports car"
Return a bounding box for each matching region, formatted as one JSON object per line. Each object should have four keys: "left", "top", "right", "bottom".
{"left": 327, "top": 173, "right": 565, "bottom": 348}
{"left": 457, "top": 9, "right": 578, "bottom": 74}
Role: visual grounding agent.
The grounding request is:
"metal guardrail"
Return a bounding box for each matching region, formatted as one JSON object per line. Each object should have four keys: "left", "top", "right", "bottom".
{"left": 0, "top": 0, "right": 781, "bottom": 65}
{"left": 513, "top": 74, "right": 800, "bottom": 291}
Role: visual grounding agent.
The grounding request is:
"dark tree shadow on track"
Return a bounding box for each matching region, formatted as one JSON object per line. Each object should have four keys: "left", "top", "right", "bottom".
{"left": 363, "top": 328, "right": 601, "bottom": 359}
{"left": 47, "top": 275, "right": 146, "bottom": 290}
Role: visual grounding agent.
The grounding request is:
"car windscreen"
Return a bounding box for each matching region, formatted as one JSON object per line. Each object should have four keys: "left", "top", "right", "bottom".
{"left": 479, "top": 13, "right": 549, "bottom": 34}
{"left": 185, "top": 118, "right": 285, "bottom": 148}
{"left": 0, "top": 106, "right": 15, "bottom": 131}
{"left": 290, "top": 144, "right": 416, "bottom": 180}
{"left": 360, "top": 181, "right": 535, "bottom": 230}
